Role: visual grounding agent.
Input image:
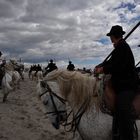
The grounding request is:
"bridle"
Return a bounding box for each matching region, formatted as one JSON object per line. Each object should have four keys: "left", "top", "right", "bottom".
{"left": 39, "top": 82, "right": 67, "bottom": 121}
{"left": 39, "top": 81, "right": 92, "bottom": 135}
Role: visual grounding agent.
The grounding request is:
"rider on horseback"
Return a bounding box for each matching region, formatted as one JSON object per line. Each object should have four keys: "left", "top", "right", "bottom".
{"left": 94, "top": 25, "right": 139, "bottom": 140}
{"left": 35, "top": 64, "right": 42, "bottom": 76}
{"left": 67, "top": 61, "right": 75, "bottom": 71}
{"left": 44, "top": 59, "right": 58, "bottom": 76}
{"left": 0, "top": 51, "right": 6, "bottom": 89}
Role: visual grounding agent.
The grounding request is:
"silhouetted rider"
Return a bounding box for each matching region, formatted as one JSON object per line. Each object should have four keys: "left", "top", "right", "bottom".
{"left": 44, "top": 59, "right": 58, "bottom": 76}
{"left": 67, "top": 61, "right": 75, "bottom": 71}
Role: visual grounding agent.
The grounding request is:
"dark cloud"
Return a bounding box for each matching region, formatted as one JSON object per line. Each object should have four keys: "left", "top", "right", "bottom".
{"left": 0, "top": 0, "right": 26, "bottom": 19}
{"left": 0, "top": 0, "right": 139, "bottom": 67}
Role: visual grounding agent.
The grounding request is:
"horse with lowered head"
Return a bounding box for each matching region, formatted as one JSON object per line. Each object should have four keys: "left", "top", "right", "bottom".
{"left": 37, "top": 69, "right": 115, "bottom": 140}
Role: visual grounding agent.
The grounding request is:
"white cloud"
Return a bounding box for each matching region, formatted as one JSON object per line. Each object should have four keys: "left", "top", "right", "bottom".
{"left": 0, "top": 0, "right": 139, "bottom": 68}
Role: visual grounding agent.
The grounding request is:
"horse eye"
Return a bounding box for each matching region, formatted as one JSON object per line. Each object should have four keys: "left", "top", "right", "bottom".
{"left": 41, "top": 81, "right": 46, "bottom": 88}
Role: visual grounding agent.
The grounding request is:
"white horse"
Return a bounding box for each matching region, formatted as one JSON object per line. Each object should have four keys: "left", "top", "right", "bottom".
{"left": 30, "top": 70, "right": 43, "bottom": 81}
{"left": 0, "top": 62, "right": 20, "bottom": 102}
{"left": 36, "top": 71, "right": 43, "bottom": 81}
{"left": 30, "top": 70, "right": 36, "bottom": 80}
{"left": 9, "top": 59, "right": 24, "bottom": 80}
{"left": 37, "top": 70, "right": 113, "bottom": 140}
{"left": 37, "top": 69, "right": 140, "bottom": 140}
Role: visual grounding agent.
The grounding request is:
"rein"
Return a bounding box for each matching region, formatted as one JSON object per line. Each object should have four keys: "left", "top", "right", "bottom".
{"left": 40, "top": 80, "right": 95, "bottom": 136}
{"left": 62, "top": 97, "right": 90, "bottom": 135}
{"left": 62, "top": 77, "right": 98, "bottom": 134}
{"left": 40, "top": 82, "right": 66, "bottom": 117}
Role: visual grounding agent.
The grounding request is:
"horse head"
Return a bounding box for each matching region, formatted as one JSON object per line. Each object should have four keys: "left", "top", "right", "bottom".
{"left": 37, "top": 80, "right": 67, "bottom": 129}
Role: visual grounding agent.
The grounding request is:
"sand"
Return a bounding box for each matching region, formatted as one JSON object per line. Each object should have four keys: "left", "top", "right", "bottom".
{"left": 0, "top": 73, "right": 140, "bottom": 140}
{"left": 0, "top": 73, "right": 74, "bottom": 140}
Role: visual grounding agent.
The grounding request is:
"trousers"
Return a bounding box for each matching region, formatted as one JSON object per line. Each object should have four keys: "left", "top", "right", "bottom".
{"left": 112, "top": 90, "right": 137, "bottom": 140}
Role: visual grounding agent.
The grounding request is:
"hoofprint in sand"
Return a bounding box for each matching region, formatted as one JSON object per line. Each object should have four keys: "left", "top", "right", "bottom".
{"left": 0, "top": 72, "right": 139, "bottom": 140}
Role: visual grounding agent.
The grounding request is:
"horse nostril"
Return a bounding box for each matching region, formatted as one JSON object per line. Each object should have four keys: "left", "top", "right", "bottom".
{"left": 52, "top": 122, "right": 59, "bottom": 129}
{"left": 59, "top": 113, "right": 67, "bottom": 122}
{"left": 43, "top": 99, "right": 48, "bottom": 105}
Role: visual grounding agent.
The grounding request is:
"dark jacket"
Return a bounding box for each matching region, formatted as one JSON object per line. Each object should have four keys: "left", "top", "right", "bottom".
{"left": 67, "top": 64, "right": 75, "bottom": 71}
{"left": 102, "top": 39, "right": 138, "bottom": 92}
{"left": 45, "top": 62, "right": 57, "bottom": 72}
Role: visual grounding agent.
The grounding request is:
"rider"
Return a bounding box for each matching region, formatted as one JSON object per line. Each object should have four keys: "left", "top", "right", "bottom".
{"left": 44, "top": 59, "right": 58, "bottom": 76}
{"left": 94, "top": 25, "right": 138, "bottom": 140}
{"left": 35, "top": 64, "right": 42, "bottom": 76}
{"left": 0, "top": 51, "right": 6, "bottom": 89}
{"left": 67, "top": 61, "right": 75, "bottom": 71}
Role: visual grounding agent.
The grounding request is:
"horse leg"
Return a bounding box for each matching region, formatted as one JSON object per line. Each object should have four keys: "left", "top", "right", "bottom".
{"left": 22, "top": 74, "right": 24, "bottom": 80}
{"left": 3, "top": 92, "right": 9, "bottom": 102}
{"left": 29, "top": 73, "right": 30, "bottom": 79}
{"left": 133, "top": 121, "right": 138, "bottom": 140}
{"left": 17, "top": 80, "right": 20, "bottom": 89}
{"left": 112, "top": 117, "right": 120, "bottom": 140}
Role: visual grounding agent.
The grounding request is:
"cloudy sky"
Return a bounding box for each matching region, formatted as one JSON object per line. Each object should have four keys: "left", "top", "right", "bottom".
{"left": 0, "top": 0, "right": 140, "bottom": 68}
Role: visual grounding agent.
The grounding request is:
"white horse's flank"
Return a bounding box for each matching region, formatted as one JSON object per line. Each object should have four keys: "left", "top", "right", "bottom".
{"left": 36, "top": 71, "right": 43, "bottom": 81}
{"left": 38, "top": 70, "right": 112, "bottom": 140}
{"left": 0, "top": 62, "right": 20, "bottom": 102}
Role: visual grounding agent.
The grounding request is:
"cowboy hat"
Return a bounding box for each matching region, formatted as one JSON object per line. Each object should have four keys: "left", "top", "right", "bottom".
{"left": 106, "top": 25, "right": 125, "bottom": 36}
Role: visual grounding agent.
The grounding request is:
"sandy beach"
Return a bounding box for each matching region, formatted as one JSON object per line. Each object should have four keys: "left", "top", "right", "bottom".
{"left": 0, "top": 73, "right": 140, "bottom": 140}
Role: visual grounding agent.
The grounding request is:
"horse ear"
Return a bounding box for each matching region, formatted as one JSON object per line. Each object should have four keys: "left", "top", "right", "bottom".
{"left": 40, "top": 81, "right": 46, "bottom": 88}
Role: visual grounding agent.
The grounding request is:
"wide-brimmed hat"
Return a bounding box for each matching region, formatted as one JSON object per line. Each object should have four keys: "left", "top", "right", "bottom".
{"left": 106, "top": 25, "right": 125, "bottom": 36}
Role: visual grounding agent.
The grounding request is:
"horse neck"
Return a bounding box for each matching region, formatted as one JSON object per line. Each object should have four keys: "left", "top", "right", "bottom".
{"left": 62, "top": 80, "right": 97, "bottom": 110}
{"left": 61, "top": 85, "right": 99, "bottom": 115}
{"left": 64, "top": 91, "right": 92, "bottom": 114}
{"left": 5, "top": 70, "right": 13, "bottom": 76}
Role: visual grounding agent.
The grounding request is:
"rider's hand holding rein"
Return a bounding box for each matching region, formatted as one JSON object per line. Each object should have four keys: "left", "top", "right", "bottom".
{"left": 94, "top": 67, "right": 104, "bottom": 74}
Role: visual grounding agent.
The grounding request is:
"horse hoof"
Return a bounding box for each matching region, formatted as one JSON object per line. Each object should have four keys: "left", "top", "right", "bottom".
{"left": 3, "top": 98, "right": 6, "bottom": 102}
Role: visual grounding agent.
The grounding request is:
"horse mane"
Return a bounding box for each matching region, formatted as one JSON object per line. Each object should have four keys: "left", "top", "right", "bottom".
{"left": 4, "top": 62, "right": 14, "bottom": 71}
{"left": 45, "top": 70, "right": 98, "bottom": 108}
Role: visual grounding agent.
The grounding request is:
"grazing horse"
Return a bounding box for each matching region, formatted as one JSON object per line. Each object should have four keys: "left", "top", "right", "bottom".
{"left": 0, "top": 62, "right": 20, "bottom": 102}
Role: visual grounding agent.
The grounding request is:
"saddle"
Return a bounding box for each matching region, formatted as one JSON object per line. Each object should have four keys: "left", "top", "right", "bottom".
{"left": 100, "top": 75, "right": 140, "bottom": 119}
